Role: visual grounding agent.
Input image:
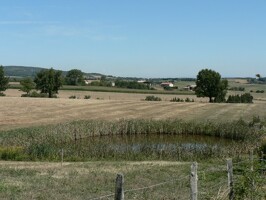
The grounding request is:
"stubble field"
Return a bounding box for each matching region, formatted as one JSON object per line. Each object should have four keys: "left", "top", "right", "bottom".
{"left": 1, "top": 89, "right": 266, "bottom": 130}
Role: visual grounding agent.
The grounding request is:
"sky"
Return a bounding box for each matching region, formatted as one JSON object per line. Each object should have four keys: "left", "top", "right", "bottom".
{"left": 0, "top": 0, "right": 266, "bottom": 78}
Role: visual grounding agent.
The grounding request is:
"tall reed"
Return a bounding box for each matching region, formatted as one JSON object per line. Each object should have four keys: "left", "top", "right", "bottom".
{"left": 0, "top": 118, "right": 263, "bottom": 161}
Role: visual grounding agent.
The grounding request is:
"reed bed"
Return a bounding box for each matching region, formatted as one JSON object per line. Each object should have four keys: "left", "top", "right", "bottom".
{"left": 0, "top": 119, "right": 264, "bottom": 161}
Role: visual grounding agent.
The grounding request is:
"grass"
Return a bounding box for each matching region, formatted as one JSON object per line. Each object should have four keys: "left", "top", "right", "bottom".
{"left": 0, "top": 161, "right": 191, "bottom": 199}
{"left": 1, "top": 95, "right": 266, "bottom": 131}
{"left": 0, "top": 118, "right": 263, "bottom": 161}
{"left": 0, "top": 159, "right": 264, "bottom": 199}
{"left": 9, "top": 84, "right": 194, "bottom": 95}
{"left": 1, "top": 79, "right": 265, "bottom": 198}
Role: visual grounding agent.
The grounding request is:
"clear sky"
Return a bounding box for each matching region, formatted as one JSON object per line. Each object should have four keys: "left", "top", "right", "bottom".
{"left": 0, "top": 0, "right": 265, "bottom": 78}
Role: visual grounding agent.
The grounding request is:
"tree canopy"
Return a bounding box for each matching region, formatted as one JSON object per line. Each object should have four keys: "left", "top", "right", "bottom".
{"left": 0, "top": 66, "right": 9, "bottom": 95}
{"left": 65, "top": 69, "right": 84, "bottom": 85}
{"left": 195, "top": 69, "right": 228, "bottom": 102}
{"left": 20, "top": 77, "right": 35, "bottom": 95}
{"left": 34, "top": 68, "right": 63, "bottom": 98}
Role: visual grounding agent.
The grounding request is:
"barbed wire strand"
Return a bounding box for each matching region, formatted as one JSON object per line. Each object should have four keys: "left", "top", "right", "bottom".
{"left": 124, "top": 175, "right": 189, "bottom": 194}
{"left": 88, "top": 175, "right": 189, "bottom": 200}
{"left": 88, "top": 193, "right": 115, "bottom": 200}
{"left": 199, "top": 179, "right": 228, "bottom": 195}
{"left": 208, "top": 180, "right": 228, "bottom": 191}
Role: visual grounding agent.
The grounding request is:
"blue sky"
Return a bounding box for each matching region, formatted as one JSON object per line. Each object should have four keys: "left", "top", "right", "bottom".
{"left": 0, "top": 0, "right": 266, "bottom": 78}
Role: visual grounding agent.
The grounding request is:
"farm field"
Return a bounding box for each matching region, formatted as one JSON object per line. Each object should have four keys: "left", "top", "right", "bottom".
{"left": 1, "top": 92, "right": 266, "bottom": 131}
{"left": 1, "top": 85, "right": 266, "bottom": 199}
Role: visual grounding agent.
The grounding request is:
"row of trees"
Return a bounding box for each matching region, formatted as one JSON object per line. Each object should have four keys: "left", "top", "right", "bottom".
{"left": 0, "top": 66, "right": 63, "bottom": 98}
{"left": 115, "top": 80, "right": 151, "bottom": 90}
{"left": 0, "top": 66, "right": 255, "bottom": 102}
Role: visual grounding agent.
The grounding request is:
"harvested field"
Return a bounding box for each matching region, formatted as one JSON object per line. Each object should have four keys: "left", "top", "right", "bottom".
{"left": 5, "top": 89, "right": 201, "bottom": 102}
{"left": 0, "top": 94, "right": 265, "bottom": 130}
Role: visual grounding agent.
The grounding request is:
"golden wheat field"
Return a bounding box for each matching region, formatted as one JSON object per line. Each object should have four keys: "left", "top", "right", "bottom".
{"left": 1, "top": 89, "right": 266, "bottom": 130}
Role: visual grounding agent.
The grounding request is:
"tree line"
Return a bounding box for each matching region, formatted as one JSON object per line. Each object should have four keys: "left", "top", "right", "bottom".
{"left": 0, "top": 66, "right": 254, "bottom": 102}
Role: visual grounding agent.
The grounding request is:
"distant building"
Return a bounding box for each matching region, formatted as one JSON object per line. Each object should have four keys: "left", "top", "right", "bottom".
{"left": 138, "top": 80, "right": 152, "bottom": 87}
{"left": 161, "top": 82, "right": 174, "bottom": 88}
{"left": 183, "top": 84, "right": 196, "bottom": 91}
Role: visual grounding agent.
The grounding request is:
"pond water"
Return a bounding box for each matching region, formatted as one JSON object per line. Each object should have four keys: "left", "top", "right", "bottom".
{"left": 69, "top": 134, "right": 243, "bottom": 160}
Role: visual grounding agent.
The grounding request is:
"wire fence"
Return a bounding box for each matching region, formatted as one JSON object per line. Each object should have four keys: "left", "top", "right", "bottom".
{"left": 86, "top": 152, "right": 265, "bottom": 200}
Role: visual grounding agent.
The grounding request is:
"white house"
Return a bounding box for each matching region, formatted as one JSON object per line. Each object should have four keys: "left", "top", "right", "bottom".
{"left": 160, "top": 82, "right": 174, "bottom": 88}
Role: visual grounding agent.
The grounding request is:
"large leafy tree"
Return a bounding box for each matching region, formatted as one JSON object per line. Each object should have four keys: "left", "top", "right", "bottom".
{"left": 0, "top": 65, "right": 9, "bottom": 95}
{"left": 20, "top": 77, "right": 35, "bottom": 95}
{"left": 34, "top": 68, "right": 63, "bottom": 98}
{"left": 65, "top": 69, "right": 84, "bottom": 85}
{"left": 195, "top": 69, "right": 228, "bottom": 102}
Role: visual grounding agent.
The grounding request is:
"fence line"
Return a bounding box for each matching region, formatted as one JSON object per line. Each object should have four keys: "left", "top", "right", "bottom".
{"left": 124, "top": 175, "right": 189, "bottom": 194}
{"left": 88, "top": 175, "right": 189, "bottom": 200}
{"left": 86, "top": 153, "right": 265, "bottom": 200}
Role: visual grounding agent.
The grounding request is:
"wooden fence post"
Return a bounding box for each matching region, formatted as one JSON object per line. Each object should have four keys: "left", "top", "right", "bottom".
{"left": 61, "top": 149, "right": 64, "bottom": 167}
{"left": 190, "top": 162, "right": 198, "bottom": 200}
{"left": 114, "top": 173, "right": 124, "bottom": 200}
{"left": 227, "top": 159, "right": 234, "bottom": 200}
{"left": 250, "top": 149, "right": 254, "bottom": 171}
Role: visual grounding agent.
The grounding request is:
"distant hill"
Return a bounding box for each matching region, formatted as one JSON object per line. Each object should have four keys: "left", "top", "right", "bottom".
{"left": 3, "top": 66, "right": 46, "bottom": 78}
{"left": 3, "top": 66, "right": 103, "bottom": 79}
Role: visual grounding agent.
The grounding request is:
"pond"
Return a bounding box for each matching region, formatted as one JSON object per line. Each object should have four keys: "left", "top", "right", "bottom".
{"left": 62, "top": 134, "right": 245, "bottom": 161}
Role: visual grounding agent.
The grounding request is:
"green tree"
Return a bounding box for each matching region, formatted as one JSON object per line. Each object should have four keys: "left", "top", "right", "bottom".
{"left": 0, "top": 66, "right": 9, "bottom": 95}
{"left": 34, "top": 68, "right": 63, "bottom": 98}
{"left": 195, "top": 69, "right": 228, "bottom": 102}
{"left": 65, "top": 69, "right": 84, "bottom": 85}
{"left": 20, "top": 77, "right": 35, "bottom": 95}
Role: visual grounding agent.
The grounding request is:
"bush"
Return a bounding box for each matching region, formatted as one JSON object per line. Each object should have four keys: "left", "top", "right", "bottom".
{"left": 226, "top": 93, "right": 253, "bottom": 103}
{"left": 163, "top": 86, "right": 173, "bottom": 91}
{"left": 228, "top": 87, "right": 245, "bottom": 91}
{"left": 69, "top": 95, "right": 77, "bottom": 99}
{"left": 256, "top": 90, "right": 264, "bottom": 93}
{"left": 84, "top": 95, "right": 91, "bottom": 99}
{"left": 170, "top": 97, "right": 194, "bottom": 102}
{"left": 145, "top": 96, "right": 162, "bottom": 101}
{"left": 21, "top": 91, "right": 51, "bottom": 98}
{"left": 0, "top": 92, "right": 6, "bottom": 96}
{"left": 115, "top": 80, "right": 151, "bottom": 90}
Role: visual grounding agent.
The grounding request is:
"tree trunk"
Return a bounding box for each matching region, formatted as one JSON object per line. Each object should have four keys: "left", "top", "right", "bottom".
{"left": 209, "top": 97, "right": 212, "bottom": 103}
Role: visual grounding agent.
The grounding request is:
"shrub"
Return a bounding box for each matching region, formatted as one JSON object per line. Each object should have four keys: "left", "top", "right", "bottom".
{"left": 21, "top": 91, "right": 51, "bottom": 98}
{"left": 69, "top": 95, "right": 77, "bottom": 99}
{"left": 256, "top": 90, "right": 264, "bottom": 93}
{"left": 84, "top": 95, "right": 91, "bottom": 99}
{"left": 228, "top": 87, "right": 245, "bottom": 91}
{"left": 170, "top": 97, "right": 194, "bottom": 102}
{"left": 0, "top": 92, "right": 6, "bottom": 96}
{"left": 145, "top": 96, "right": 162, "bottom": 101}
{"left": 163, "top": 86, "right": 173, "bottom": 91}
{"left": 226, "top": 93, "right": 253, "bottom": 103}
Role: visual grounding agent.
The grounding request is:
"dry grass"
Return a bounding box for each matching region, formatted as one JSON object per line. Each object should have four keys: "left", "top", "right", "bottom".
{"left": 0, "top": 160, "right": 227, "bottom": 200}
{"left": 1, "top": 89, "right": 266, "bottom": 130}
